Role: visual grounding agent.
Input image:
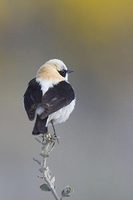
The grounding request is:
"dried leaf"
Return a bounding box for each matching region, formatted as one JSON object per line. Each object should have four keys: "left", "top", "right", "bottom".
{"left": 40, "top": 183, "right": 51, "bottom": 191}
{"left": 61, "top": 186, "right": 74, "bottom": 197}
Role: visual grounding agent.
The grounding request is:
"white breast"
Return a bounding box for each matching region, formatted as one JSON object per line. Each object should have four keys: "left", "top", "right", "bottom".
{"left": 46, "top": 99, "right": 76, "bottom": 126}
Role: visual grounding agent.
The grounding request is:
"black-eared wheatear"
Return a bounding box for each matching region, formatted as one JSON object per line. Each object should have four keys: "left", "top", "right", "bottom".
{"left": 24, "top": 59, "right": 75, "bottom": 137}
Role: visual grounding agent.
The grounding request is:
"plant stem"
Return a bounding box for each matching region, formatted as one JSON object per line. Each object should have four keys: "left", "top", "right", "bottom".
{"left": 41, "top": 135, "right": 60, "bottom": 200}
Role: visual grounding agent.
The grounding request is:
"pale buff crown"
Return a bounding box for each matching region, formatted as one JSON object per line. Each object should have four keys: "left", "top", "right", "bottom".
{"left": 36, "top": 59, "right": 68, "bottom": 81}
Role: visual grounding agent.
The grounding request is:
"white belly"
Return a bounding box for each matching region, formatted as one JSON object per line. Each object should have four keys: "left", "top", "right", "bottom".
{"left": 46, "top": 99, "right": 75, "bottom": 125}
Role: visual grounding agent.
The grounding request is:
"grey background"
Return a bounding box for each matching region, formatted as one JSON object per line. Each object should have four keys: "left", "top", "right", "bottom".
{"left": 0, "top": 1, "right": 133, "bottom": 200}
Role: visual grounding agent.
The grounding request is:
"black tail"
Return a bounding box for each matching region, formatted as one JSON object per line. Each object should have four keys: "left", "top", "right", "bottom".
{"left": 32, "top": 115, "right": 48, "bottom": 135}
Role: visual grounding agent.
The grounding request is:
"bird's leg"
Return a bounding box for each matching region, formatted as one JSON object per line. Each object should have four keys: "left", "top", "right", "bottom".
{"left": 51, "top": 120, "right": 59, "bottom": 144}
{"left": 42, "top": 133, "right": 45, "bottom": 142}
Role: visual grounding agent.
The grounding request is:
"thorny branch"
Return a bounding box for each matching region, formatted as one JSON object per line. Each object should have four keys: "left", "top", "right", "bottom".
{"left": 33, "top": 133, "right": 73, "bottom": 200}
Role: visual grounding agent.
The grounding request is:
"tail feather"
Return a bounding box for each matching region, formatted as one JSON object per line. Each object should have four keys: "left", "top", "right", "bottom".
{"left": 32, "top": 115, "right": 48, "bottom": 135}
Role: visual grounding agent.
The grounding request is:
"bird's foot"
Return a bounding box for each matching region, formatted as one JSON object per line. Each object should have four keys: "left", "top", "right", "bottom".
{"left": 53, "top": 133, "right": 60, "bottom": 144}
{"left": 45, "top": 133, "right": 55, "bottom": 143}
{"left": 39, "top": 133, "right": 59, "bottom": 146}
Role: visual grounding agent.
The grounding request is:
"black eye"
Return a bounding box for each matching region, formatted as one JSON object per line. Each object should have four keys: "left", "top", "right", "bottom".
{"left": 58, "top": 69, "right": 67, "bottom": 77}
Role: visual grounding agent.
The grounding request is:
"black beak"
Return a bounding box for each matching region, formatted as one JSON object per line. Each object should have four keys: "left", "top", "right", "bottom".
{"left": 67, "top": 69, "right": 74, "bottom": 73}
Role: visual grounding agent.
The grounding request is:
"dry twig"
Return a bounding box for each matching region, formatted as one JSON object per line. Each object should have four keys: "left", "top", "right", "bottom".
{"left": 33, "top": 133, "right": 73, "bottom": 200}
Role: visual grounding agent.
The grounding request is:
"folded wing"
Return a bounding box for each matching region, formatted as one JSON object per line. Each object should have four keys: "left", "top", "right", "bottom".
{"left": 40, "top": 81, "right": 75, "bottom": 119}
{"left": 24, "top": 80, "right": 75, "bottom": 121}
{"left": 24, "top": 78, "right": 42, "bottom": 120}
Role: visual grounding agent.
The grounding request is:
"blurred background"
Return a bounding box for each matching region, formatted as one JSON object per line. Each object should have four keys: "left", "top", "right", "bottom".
{"left": 0, "top": 0, "right": 133, "bottom": 199}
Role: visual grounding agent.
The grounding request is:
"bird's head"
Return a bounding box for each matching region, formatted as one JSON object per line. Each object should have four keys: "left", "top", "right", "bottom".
{"left": 36, "top": 59, "right": 73, "bottom": 82}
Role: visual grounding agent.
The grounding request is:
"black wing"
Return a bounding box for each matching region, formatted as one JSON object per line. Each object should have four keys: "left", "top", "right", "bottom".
{"left": 24, "top": 78, "right": 42, "bottom": 120}
{"left": 40, "top": 81, "right": 75, "bottom": 119}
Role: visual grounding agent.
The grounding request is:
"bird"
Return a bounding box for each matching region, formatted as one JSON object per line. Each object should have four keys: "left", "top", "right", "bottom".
{"left": 24, "top": 59, "right": 76, "bottom": 138}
